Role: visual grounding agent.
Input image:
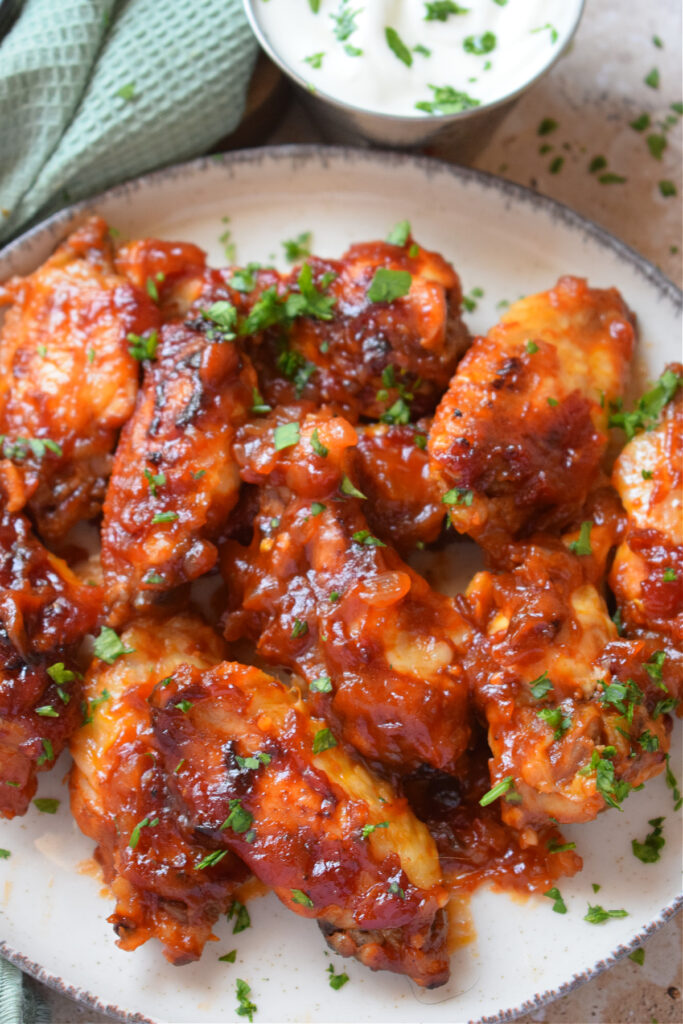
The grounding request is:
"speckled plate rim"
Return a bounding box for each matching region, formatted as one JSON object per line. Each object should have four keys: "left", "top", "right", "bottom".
{"left": 0, "top": 145, "right": 681, "bottom": 1024}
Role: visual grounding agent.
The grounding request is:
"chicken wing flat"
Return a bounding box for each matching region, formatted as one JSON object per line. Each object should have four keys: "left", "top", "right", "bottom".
{"left": 222, "top": 407, "right": 472, "bottom": 774}
{"left": 69, "top": 613, "right": 248, "bottom": 964}
{"left": 429, "top": 277, "right": 636, "bottom": 557}
{"left": 101, "top": 317, "right": 257, "bottom": 623}
{"left": 150, "top": 660, "right": 450, "bottom": 987}
{"left": 354, "top": 421, "right": 446, "bottom": 553}
{"left": 0, "top": 217, "right": 158, "bottom": 542}
{"left": 463, "top": 538, "right": 678, "bottom": 831}
{"left": 237, "top": 234, "right": 469, "bottom": 422}
{"left": 610, "top": 366, "right": 683, "bottom": 646}
{"left": 0, "top": 511, "right": 100, "bottom": 817}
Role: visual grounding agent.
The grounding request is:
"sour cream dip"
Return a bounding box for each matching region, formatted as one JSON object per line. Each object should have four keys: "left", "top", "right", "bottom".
{"left": 252, "top": 0, "right": 583, "bottom": 118}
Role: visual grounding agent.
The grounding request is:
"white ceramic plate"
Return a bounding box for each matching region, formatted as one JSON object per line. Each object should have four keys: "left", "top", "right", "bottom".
{"left": 0, "top": 147, "right": 681, "bottom": 1024}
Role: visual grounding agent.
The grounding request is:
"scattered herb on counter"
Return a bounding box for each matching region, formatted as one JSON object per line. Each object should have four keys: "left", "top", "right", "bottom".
{"left": 629, "top": 948, "right": 645, "bottom": 965}
{"left": 93, "top": 626, "right": 134, "bottom": 664}
{"left": 598, "top": 172, "right": 627, "bottom": 184}
{"left": 584, "top": 904, "right": 628, "bottom": 924}
{"left": 589, "top": 155, "right": 608, "bottom": 173}
{"left": 652, "top": 35, "right": 663, "bottom": 48}
{"left": 646, "top": 133, "right": 667, "bottom": 160}
{"left": 644, "top": 68, "right": 660, "bottom": 89}
{"left": 308, "top": 0, "right": 321, "bottom": 11}
{"left": 549, "top": 156, "right": 564, "bottom": 174}
{"left": 659, "top": 180, "right": 677, "bottom": 197}
{"left": 632, "top": 817, "right": 666, "bottom": 863}
{"left": 544, "top": 887, "right": 567, "bottom": 914}
{"left": 630, "top": 113, "right": 651, "bottom": 131}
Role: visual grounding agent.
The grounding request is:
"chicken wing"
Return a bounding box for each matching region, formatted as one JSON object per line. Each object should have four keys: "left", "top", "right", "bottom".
{"left": 239, "top": 234, "right": 469, "bottom": 422}
{"left": 463, "top": 538, "right": 678, "bottom": 832}
{"left": 0, "top": 217, "right": 158, "bottom": 541}
{"left": 0, "top": 511, "right": 100, "bottom": 817}
{"left": 610, "top": 365, "right": 683, "bottom": 646}
{"left": 222, "top": 407, "right": 471, "bottom": 774}
{"left": 429, "top": 277, "right": 636, "bottom": 557}
{"left": 150, "top": 659, "right": 450, "bottom": 987}
{"left": 69, "top": 614, "right": 248, "bottom": 964}
{"left": 101, "top": 317, "right": 257, "bottom": 624}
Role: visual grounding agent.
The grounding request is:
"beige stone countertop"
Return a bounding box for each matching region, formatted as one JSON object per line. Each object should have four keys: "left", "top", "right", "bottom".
{"left": 35, "top": 0, "right": 682, "bottom": 1020}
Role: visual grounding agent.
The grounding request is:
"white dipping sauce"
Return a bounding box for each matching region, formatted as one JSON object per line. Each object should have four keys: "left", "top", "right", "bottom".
{"left": 255, "top": 0, "right": 581, "bottom": 117}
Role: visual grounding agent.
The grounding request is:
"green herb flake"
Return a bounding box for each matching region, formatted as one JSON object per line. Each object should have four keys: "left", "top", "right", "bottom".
{"left": 385, "top": 26, "right": 413, "bottom": 66}
{"left": 36, "top": 738, "right": 54, "bottom": 767}
{"left": 537, "top": 706, "right": 572, "bottom": 741}
{"left": 273, "top": 420, "right": 301, "bottom": 452}
{"left": 331, "top": 1, "right": 361, "bottom": 41}
{"left": 36, "top": 705, "right": 59, "bottom": 718}
{"left": 127, "top": 330, "right": 158, "bottom": 361}
{"left": 525, "top": 339, "right": 539, "bottom": 354}
{"left": 220, "top": 798, "right": 254, "bottom": 835}
{"left": 47, "top": 663, "right": 77, "bottom": 686}
{"left": 235, "top": 978, "right": 257, "bottom": 1022}
{"left": 479, "top": 775, "right": 514, "bottom": 807}
{"left": 251, "top": 388, "right": 272, "bottom": 415}
{"left": 367, "top": 267, "right": 412, "bottom": 303}
{"left": 610, "top": 368, "right": 682, "bottom": 437}
{"left": 442, "top": 487, "right": 473, "bottom": 506}
{"left": 665, "top": 754, "right": 683, "bottom": 811}
{"left": 531, "top": 23, "right": 559, "bottom": 43}
{"left": 129, "top": 815, "right": 159, "bottom": 850}
{"left": 340, "top": 475, "right": 366, "bottom": 499}
{"left": 0, "top": 849, "right": 10, "bottom": 859}
{"left": 547, "top": 396, "right": 559, "bottom": 406}
{"left": 569, "top": 520, "right": 593, "bottom": 556}
{"left": 283, "top": 232, "right": 313, "bottom": 262}
{"left": 327, "top": 964, "right": 350, "bottom": 989}
{"left": 174, "top": 700, "right": 193, "bottom": 713}
{"left": 646, "top": 133, "right": 667, "bottom": 160}
{"left": 33, "top": 798, "right": 60, "bottom": 814}
{"left": 352, "top": 529, "right": 386, "bottom": 547}
{"left": 361, "top": 821, "right": 389, "bottom": 838}
{"left": 151, "top": 510, "right": 179, "bottom": 524}
{"left": 313, "top": 728, "right": 338, "bottom": 755}
{"left": 548, "top": 839, "right": 576, "bottom": 853}
{"left": 424, "top": 1, "right": 470, "bottom": 20}
{"left": 93, "top": 626, "right": 134, "bottom": 665}
{"left": 599, "top": 172, "right": 627, "bottom": 185}
{"left": 196, "top": 849, "right": 228, "bottom": 871}
{"left": 629, "top": 948, "right": 645, "bottom": 965}
{"left": 230, "top": 263, "right": 260, "bottom": 293}
{"left": 589, "top": 155, "right": 608, "bottom": 173}
{"left": 630, "top": 113, "right": 651, "bottom": 131}
{"left": 291, "top": 888, "right": 314, "bottom": 907}
{"left": 544, "top": 887, "right": 567, "bottom": 914}
{"left": 304, "top": 51, "right": 325, "bottom": 69}
{"left": 310, "top": 675, "right": 333, "bottom": 693}
{"left": 530, "top": 671, "right": 553, "bottom": 699}
{"left": 415, "top": 84, "right": 480, "bottom": 115}
{"left": 644, "top": 68, "right": 660, "bottom": 89}
{"left": 632, "top": 817, "right": 666, "bottom": 863}
{"left": 310, "top": 428, "right": 329, "bottom": 458}
{"left": 584, "top": 903, "right": 628, "bottom": 924}
{"left": 659, "top": 180, "right": 677, "bottom": 197}
{"left": 219, "top": 950, "right": 237, "bottom": 963}
{"left": 463, "top": 31, "right": 496, "bottom": 56}
{"left": 227, "top": 900, "right": 251, "bottom": 933}
{"left": 538, "top": 117, "right": 559, "bottom": 136}
{"left": 291, "top": 618, "right": 309, "bottom": 639}
{"left": 235, "top": 752, "right": 271, "bottom": 772}
{"left": 116, "top": 82, "right": 136, "bottom": 102}
{"left": 387, "top": 220, "right": 411, "bottom": 246}
{"left": 311, "top": 501, "right": 326, "bottom": 516}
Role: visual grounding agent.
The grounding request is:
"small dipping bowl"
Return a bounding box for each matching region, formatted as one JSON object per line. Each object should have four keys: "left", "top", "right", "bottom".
{"left": 243, "top": 0, "right": 584, "bottom": 156}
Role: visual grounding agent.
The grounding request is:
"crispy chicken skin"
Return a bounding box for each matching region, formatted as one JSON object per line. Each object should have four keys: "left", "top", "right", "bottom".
{"left": 429, "top": 277, "right": 636, "bottom": 555}
{"left": 150, "top": 660, "right": 450, "bottom": 987}
{"left": 354, "top": 421, "right": 446, "bottom": 554}
{"left": 610, "top": 366, "right": 683, "bottom": 646}
{"left": 222, "top": 407, "right": 472, "bottom": 775}
{"left": 69, "top": 614, "right": 248, "bottom": 964}
{"left": 0, "top": 217, "right": 158, "bottom": 542}
{"left": 243, "top": 236, "right": 469, "bottom": 422}
{"left": 0, "top": 511, "right": 101, "bottom": 817}
{"left": 101, "top": 320, "right": 257, "bottom": 624}
{"left": 463, "top": 539, "right": 677, "bottom": 831}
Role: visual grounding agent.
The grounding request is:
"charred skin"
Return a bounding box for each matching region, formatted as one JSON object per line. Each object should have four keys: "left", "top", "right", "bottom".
{"left": 101, "top": 320, "right": 257, "bottom": 624}
{"left": 610, "top": 366, "right": 683, "bottom": 646}
{"left": 429, "top": 277, "right": 636, "bottom": 556}
{"left": 150, "top": 660, "right": 450, "bottom": 987}
{"left": 69, "top": 614, "right": 248, "bottom": 964}
{"left": 222, "top": 407, "right": 472, "bottom": 775}
{"left": 243, "top": 236, "right": 470, "bottom": 422}
{"left": 463, "top": 538, "right": 677, "bottom": 832}
{"left": 0, "top": 217, "right": 158, "bottom": 542}
{"left": 0, "top": 511, "right": 101, "bottom": 817}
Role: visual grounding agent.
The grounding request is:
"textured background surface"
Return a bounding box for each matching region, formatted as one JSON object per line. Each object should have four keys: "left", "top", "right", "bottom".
{"left": 20, "top": 0, "right": 683, "bottom": 1019}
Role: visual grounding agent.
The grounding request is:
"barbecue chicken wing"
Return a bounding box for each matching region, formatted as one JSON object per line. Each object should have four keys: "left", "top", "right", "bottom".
{"left": 0, "top": 217, "right": 158, "bottom": 542}
{"left": 239, "top": 234, "right": 469, "bottom": 422}
{"left": 429, "top": 277, "right": 636, "bottom": 557}
{"left": 150, "top": 660, "right": 450, "bottom": 987}
{"left": 222, "top": 407, "right": 472, "bottom": 774}
{"left": 0, "top": 511, "right": 100, "bottom": 817}
{"left": 101, "top": 317, "right": 257, "bottom": 624}
{"left": 69, "top": 614, "right": 248, "bottom": 964}
{"left": 610, "top": 366, "right": 683, "bottom": 646}
{"left": 463, "top": 538, "right": 678, "bottom": 832}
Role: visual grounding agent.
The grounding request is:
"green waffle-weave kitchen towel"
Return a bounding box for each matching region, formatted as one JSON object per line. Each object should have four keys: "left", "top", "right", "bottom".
{"left": 0, "top": 0, "right": 259, "bottom": 244}
{"left": 0, "top": 957, "right": 50, "bottom": 1024}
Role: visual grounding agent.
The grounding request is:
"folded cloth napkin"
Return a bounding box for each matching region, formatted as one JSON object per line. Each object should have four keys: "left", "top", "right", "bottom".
{"left": 0, "top": 957, "right": 50, "bottom": 1024}
{"left": 0, "top": 0, "right": 259, "bottom": 244}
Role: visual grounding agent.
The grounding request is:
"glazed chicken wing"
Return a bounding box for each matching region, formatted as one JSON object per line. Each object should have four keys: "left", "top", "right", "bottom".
{"left": 240, "top": 234, "right": 469, "bottom": 422}
{"left": 222, "top": 407, "right": 471, "bottom": 774}
{"left": 150, "top": 660, "right": 450, "bottom": 987}
{"left": 609, "top": 366, "right": 683, "bottom": 646}
{"left": 0, "top": 217, "right": 158, "bottom": 541}
{"left": 463, "top": 538, "right": 678, "bottom": 832}
{"left": 101, "top": 317, "right": 257, "bottom": 624}
{"left": 429, "top": 277, "right": 636, "bottom": 557}
{"left": 0, "top": 511, "right": 100, "bottom": 817}
{"left": 69, "top": 614, "right": 248, "bottom": 964}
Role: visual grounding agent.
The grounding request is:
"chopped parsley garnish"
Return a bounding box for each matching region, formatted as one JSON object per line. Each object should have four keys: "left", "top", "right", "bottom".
{"left": 548, "top": 839, "right": 576, "bottom": 853}
{"left": 291, "top": 888, "right": 314, "bottom": 907}
{"left": 381, "top": 397, "right": 411, "bottom": 425}
{"left": 389, "top": 881, "right": 406, "bottom": 899}
{"left": 644, "top": 68, "right": 660, "bottom": 89}
{"left": 415, "top": 84, "right": 480, "bottom": 115}
{"left": 282, "top": 232, "right": 312, "bottom": 262}
{"left": 544, "top": 887, "right": 567, "bottom": 914}
{"left": 632, "top": 817, "right": 665, "bottom": 863}
{"left": 327, "top": 964, "right": 349, "bottom": 989}
{"left": 340, "top": 475, "right": 366, "bottom": 499}
{"left": 589, "top": 154, "right": 608, "bottom": 173}
{"left": 463, "top": 32, "right": 496, "bottom": 55}
{"left": 653, "top": 697, "right": 677, "bottom": 719}
{"left": 352, "top": 530, "right": 386, "bottom": 547}
{"left": 287, "top": 262, "right": 336, "bottom": 320}
{"left": 367, "top": 267, "right": 412, "bottom": 303}
{"left": 361, "top": 821, "right": 389, "bottom": 838}
{"left": 196, "top": 850, "right": 228, "bottom": 871}
{"left": 598, "top": 678, "right": 643, "bottom": 720}
{"left": 220, "top": 799, "right": 254, "bottom": 835}
{"left": 273, "top": 420, "right": 300, "bottom": 452}
{"left": 579, "top": 748, "right": 630, "bottom": 810}
{"left": 628, "top": 948, "right": 645, "bottom": 965}
{"left": 646, "top": 133, "right": 667, "bottom": 160}
{"left": 93, "top": 626, "right": 134, "bottom": 665}
{"left": 151, "top": 510, "right": 178, "bottom": 524}
{"left": 537, "top": 706, "right": 572, "bottom": 741}
{"left": 662, "top": 568, "right": 677, "bottom": 585}
{"left": 304, "top": 52, "right": 325, "bottom": 69}
{"left": 479, "top": 776, "right": 514, "bottom": 807}
{"left": 598, "top": 172, "right": 627, "bottom": 184}
{"left": 387, "top": 219, "right": 411, "bottom": 245}
{"left": 174, "top": 700, "right": 193, "bottom": 713}
{"left": 251, "top": 388, "right": 271, "bottom": 415}
{"left": 310, "top": 428, "right": 328, "bottom": 457}
{"left": 309, "top": 0, "right": 321, "bottom": 10}
{"left": 531, "top": 23, "right": 558, "bottom": 43}
{"left": 36, "top": 705, "right": 59, "bottom": 718}
{"left": 229, "top": 263, "right": 260, "bottom": 293}
{"left": 414, "top": 432, "right": 427, "bottom": 450}
{"left": 228, "top": 900, "right": 251, "bottom": 933}
{"left": 424, "top": 1, "right": 469, "bottom": 19}
{"left": 310, "top": 675, "right": 333, "bottom": 693}
{"left": 630, "top": 113, "right": 651, "bottom": 132}
{"left": 530, "top": 671, "right": 553, "bottom": 699}
{"left": 0, "top": 849, "right": 9, "bottom": 859}
{"left": 0, "top": 436, "right": 63, "bottom": 462}
{"left": 525, "top": 339, "right": 539, "bottom": 354}
{"left": 313, "top": 728, "right": 338, "bottom": 754}
{"left": 538, "top": 117, "right": 558, "bottom": 136}
{"left": 235, "top": 978, "right": 257, "bottom": 1022}
{"left": 547, "top": 396, "right": 559, "bottom": 406}
{"left": 550, "top": 156, "right": 564, "bottom": 175}
{"left": 33, "top": 798, "right": 59, "bottom": 814}
{"left": 331, "top": 1, "right": 361, "bottom": 41}
{"left": 311, "top": 501, "right": 326, "bottom": 516}
{"left": 442, "top": 487, "right": 473, "bottom": 506}
{"left": 219, "top": 950, "right": 237, "bottom": 963}
{"left": 385, "top": 26, "right": 413, "bottom": 66}
{"left": 568, "top": 520, "right": 593, "bottom": 556}
{"left": 201, "top": 301, "right": 238, "bottom": 341}
{"left": 659, "top": 180, "right": 677, "bottom": 197}
{"left": 36, "top": 738, "right": 54, "bottom": 767}
{"left": 127, "top": 330, "right": 158, "bottom": 361}
{"left": 584, "top": 904, "right": 628, "bottom": 924}
{"left": 665, "top": 754, "right": 683, "bottom": 811}
{"left": 645, "top": 649, "right": 667, "bottom": 685}
{"left": 81, "top": 689, "right": 110, "bottom": 725}
{"left": 47, "top": 663, "right": 77, "bottom": 686}
{"left": 641, "top": 469, "right": 654, "bottom": 479}
{"left": 638, "top": 730, "right": 659, "bottom": 752}
{"left": 291, "top": 618, "right": 309, "bottom": 639}
{"left": 129, "top": 815, "right": 159, "bottom": 849}
{"left": 235, "top": 752, "right": 271, "bottom": 771}
{"left": 116, "top": 82, "right": 136, "bottom": 101}
{"left": 144, "top": 468, "right": 166, "bottom": 496}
